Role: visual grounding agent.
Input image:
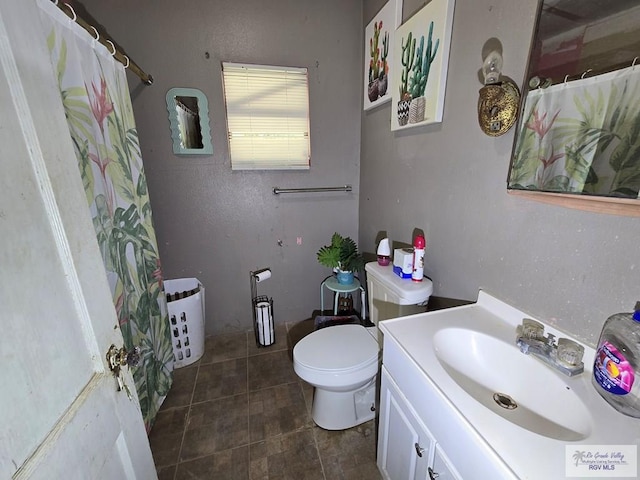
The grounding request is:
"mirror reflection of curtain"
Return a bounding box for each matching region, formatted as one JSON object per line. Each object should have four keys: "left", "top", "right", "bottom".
{"left": 510, "top": 66, "right": 640, "bottom": 198}
{"left": 37, "top": 0, "right": 174, "bottom": 430}
{"left": 175, "top": 99, "right": 203, "bottom": 149}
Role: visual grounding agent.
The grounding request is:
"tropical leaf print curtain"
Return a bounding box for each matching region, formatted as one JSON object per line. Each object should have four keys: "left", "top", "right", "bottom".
{"left": 510, "top": 66, "right": 640, "bottom": 198}
{"left": 37, "top": 0, "right": 173, "bottom": 430}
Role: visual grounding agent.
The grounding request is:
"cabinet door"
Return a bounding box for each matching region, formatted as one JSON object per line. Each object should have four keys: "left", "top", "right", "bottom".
{"left": 378, "top": 369, "right": 434, "bottom": 480}
{"left": 430, "top": 444, "right": 462, "bottom": 480}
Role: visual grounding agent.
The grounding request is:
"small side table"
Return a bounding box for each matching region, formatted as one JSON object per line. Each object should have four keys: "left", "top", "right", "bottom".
{"left": 320, "top": 275, "right": 366, "bottom": 319}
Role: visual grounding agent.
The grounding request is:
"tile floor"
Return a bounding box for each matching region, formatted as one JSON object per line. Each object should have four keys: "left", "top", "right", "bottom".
{"left": 150, "top": 318, "right": 382, "bottom": 480}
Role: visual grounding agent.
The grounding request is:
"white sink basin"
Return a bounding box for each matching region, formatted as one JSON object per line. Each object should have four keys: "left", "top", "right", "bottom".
{"left": 432, "top": 327, "right": 591, "bottom": 441}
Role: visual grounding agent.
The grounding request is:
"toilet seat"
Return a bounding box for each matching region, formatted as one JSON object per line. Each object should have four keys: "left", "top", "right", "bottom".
{"left": 294, "top": 324, "right": 378, "bottom": 372}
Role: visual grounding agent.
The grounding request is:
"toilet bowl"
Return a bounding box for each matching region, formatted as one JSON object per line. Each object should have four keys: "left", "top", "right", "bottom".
{"left": 293, "top": 324, "right": 379, "bottom": 430}
{"left": 293, "top": 261, "right": 433, "bottom": 430}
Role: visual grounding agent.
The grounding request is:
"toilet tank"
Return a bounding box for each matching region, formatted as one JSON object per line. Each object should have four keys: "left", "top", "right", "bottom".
{"left": 365, "top": 262, "right": 433, "bottom": 326}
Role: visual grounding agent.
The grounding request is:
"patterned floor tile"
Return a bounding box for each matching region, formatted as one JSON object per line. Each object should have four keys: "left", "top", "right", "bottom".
{"left": 160, "top": 366, "right": 197, "bottom": 411}
{"left": 200, "top": 332, "right": 247, "bottom": 364}
{"left": 156, "top": 464, "right": 177, "bottom": 480}
{"left": 314, "top": 420, "right": 381, "bottom": 480}
{"left": 248, "top": 350, "right": 299, "bottom": 391}
{"left": 149, "top": 407, "right": 189, "bottom": 467}
{"left": 192, "top": 358, "right": 247, "bottom": 403}
{"left": 180, "top": 394, "right": 249, "bottom": 461}
{"left": 249, "top": 382, "right": 312, "bottom": 442}
{"left": 249, "top": 429, "right": 324, "bottom": 480}
{"left": 175, "top": 445, "right": 249, "bottom": 480}
{"left": 152, "top": 320, "right": 382, "bottom": 479}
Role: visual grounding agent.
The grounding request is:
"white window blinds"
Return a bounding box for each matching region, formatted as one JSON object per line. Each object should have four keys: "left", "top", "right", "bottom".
{"left": 222, "top": 63, "right": 311, "bottom": 170}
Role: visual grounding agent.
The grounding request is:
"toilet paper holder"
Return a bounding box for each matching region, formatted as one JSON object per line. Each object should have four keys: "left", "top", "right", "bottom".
{"left": 250, "top": 268, "right": 275, "bottom": 347}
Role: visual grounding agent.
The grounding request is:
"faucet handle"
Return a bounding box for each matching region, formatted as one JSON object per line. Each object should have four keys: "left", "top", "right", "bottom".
{"left": 557, "top": 337, "right": 584, "bottom": 367}
{"left": 521, "top": 318, "right": 545, "bottom": 339}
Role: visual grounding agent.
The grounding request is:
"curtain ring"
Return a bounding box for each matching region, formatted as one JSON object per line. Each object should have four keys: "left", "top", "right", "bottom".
{"left": 63, "top": 3, "right": 76, "bottom": 22}
{"left": 633, "top": 57, "right": 639, "bottom": 68}
{"left": 90, "top": 26, "right": 99, "bottom": 41}
{"left": 564, "top": 75, "right": 570, "bottom": 84}
{"left": 581, "top": 69, "right": 592, "bottom": 79}
{"left": 123, "top": 55, "right": 130, "bottom": 69}
{"left": 106, "top": 40, "right": 116, "bottom": 56}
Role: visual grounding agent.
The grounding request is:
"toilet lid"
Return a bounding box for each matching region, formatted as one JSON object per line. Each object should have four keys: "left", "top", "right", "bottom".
{"left": 294, "top": 324, "right": 378, "bottom": 372}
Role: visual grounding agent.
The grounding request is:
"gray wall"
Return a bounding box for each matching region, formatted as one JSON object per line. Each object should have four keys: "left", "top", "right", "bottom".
{"left": 361, "top": 0, "right": 640, "bottom": 346}
{"left": 82, "top": 0, "right": 640, "bottom": 345}
{"left": 81, "top": 0, "right": 363, "bottom": 334}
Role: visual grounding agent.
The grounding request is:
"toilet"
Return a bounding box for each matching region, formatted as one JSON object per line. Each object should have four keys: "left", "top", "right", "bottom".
{"left": 293, "top": 261, "right": 432, "bottom": 430}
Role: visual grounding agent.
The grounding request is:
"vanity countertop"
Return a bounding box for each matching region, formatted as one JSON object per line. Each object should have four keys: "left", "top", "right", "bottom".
{"left": 379, "top": 290, "right": 640, "bottom": 479}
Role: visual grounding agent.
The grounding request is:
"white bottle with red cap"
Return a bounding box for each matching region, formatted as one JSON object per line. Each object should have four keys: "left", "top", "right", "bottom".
{"left": 412, "top": 234, "right": 425, "bottom": 282}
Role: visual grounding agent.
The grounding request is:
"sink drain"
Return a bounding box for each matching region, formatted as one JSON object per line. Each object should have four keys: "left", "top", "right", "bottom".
{"left": 493, "top": 392, "right": 517, "bottom": 410}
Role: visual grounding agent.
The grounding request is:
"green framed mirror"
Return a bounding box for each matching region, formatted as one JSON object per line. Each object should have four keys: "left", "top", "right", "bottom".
{"left": 166, "top": 87, "right": 213, "bottom": 155}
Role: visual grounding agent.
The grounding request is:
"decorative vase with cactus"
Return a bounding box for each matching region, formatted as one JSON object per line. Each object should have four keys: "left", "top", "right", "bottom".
{"left": 368, "top": 21, "right": 390, "bottom": 103}
{"left": 397, "top": 22, "right": 440, "bottom": 126}
{"left": 397, "top": 31, "right": 415, "bottom": 126}
{"left": 408, "top": 21, "right": 440, "bottom": 124}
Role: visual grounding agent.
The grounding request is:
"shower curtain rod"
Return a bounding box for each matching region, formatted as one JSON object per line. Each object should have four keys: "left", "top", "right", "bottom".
{"left": 54, "top": 1, "right": 153, "bottom": 85}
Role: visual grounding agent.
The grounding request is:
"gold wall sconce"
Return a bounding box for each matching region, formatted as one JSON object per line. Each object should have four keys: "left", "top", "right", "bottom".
{"left": 478, "top": 50, "right": 520, "bottom": 137}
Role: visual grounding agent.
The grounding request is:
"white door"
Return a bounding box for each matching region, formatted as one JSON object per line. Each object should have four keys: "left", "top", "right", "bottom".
{"left": 0, "top": 2, "right": 157, "bottom": 479}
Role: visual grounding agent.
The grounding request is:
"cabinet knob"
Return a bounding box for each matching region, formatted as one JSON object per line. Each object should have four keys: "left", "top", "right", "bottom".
{"left": 414, "top": 442, "right": 425, "bottom": 458}
{"left": 428, "top": 467, "right": 440, "bottom": 479}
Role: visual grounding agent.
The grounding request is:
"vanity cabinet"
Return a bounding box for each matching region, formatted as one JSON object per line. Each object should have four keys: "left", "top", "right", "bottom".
{"left": 432, "top": 444, "right": 461, "bottom": 480}
{"left": 377, "top": 323, "right": 517, "bottom": 480}
{"left": 377, "top": 293, "right": 640, "bottom": 478}
{"left": 377, "top": 368, "right": 460, "bottom": 480}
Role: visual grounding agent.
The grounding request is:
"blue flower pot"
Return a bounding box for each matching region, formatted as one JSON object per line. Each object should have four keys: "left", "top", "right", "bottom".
{"left": 336, "top": 270, "right": 354, "bottom": 285}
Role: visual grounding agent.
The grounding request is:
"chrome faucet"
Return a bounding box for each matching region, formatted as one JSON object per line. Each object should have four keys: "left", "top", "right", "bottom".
{"left": 516, "top": 319, "right": 584, "bottom": 377}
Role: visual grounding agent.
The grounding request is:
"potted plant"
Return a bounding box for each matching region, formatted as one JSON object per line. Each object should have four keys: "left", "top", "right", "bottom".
{"left": 316, "top": 232, "right": 364, "bottom": 285}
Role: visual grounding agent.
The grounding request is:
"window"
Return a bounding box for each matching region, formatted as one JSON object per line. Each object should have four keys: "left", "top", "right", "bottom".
{"left": 222, "top": 63, "right": 311, "bottom": 170}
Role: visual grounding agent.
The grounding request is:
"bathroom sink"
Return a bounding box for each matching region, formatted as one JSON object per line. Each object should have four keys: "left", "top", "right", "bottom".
{"left": 432, "top": 327, "right": 592, "bottom": 441}
{"left": 379, "top": 291, "right": 640, "bottom": 479}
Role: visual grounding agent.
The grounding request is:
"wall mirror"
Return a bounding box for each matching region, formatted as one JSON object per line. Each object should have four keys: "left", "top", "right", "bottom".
{"left": 166, "top": 87, "right": 213, "bottom": 155}
{"left": 507, "top": 0, "right": 640, "bottom": 215}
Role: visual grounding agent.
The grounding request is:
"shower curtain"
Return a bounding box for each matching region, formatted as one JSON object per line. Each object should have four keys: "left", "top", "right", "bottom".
{"left": 37, "top": 0, "right": 173, "bottom": 430}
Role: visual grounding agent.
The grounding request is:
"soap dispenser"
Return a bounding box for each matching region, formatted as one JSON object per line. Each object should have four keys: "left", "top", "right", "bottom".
{"left": 592, "top": 302, "right": 640, "bottom": 417}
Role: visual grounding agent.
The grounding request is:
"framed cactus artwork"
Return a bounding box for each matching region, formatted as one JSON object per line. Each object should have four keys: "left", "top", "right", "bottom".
{"left": 391, "top": 0, "right": 455, "bottom": 130}
{"left": 363, "top": 0, "right": 403, "bottom": 111}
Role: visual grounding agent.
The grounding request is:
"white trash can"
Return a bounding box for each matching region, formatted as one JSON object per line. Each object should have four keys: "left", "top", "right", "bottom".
{"left": 165, "top": 278, "right": 205, "bottom": 368}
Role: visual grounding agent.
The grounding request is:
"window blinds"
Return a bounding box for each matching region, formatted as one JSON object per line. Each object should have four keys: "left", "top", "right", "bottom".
{"left": 222, "top": 63, "right": 311, "bottom": 170}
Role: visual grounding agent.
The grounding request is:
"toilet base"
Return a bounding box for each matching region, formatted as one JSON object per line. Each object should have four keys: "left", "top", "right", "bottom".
{"left": 311, "top": 377, "right": 377, "bottom": 430}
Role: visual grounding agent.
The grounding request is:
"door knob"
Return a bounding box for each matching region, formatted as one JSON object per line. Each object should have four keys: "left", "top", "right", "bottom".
{"left": 106, "top": 344, "right": 141, "bottom": 400}
{"left": 107, "top": 344, "right": 141, "bottom": 369}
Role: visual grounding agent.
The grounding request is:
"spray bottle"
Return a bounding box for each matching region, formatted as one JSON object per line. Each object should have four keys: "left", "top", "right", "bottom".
{"left": 412, "top": 234, "right": 425, "bottom": 282}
